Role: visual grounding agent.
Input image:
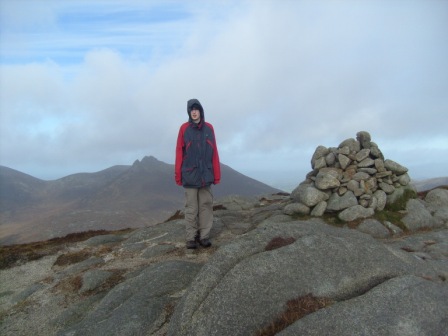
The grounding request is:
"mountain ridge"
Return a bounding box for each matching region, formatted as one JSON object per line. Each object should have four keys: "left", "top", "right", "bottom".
{"left": 0, "top": 156, "right": 281, "bottom": 245}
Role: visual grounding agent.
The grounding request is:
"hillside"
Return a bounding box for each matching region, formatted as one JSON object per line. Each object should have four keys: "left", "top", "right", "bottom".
{"left": 0, "top": 157, "right": 281, "bottom": 245}
{"left": 411, "top": 176, "right": 448, "bottom": 192}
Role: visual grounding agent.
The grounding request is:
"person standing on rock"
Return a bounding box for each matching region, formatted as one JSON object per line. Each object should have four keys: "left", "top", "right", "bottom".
{"left": 175, "top": 98, "right": 221, "bottom": 249}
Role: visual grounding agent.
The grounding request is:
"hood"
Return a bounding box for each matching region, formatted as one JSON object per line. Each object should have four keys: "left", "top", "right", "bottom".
{"left": 187, "top": 98, "right": 204, "bottom": 122}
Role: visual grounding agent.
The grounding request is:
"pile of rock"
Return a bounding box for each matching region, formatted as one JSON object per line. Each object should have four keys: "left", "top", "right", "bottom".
{"left": 287, "top": 131, "right": 415, "bottom": 221}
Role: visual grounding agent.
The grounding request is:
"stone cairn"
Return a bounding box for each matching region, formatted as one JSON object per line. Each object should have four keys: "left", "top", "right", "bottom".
{"left": 286, "top": 131, "right": 414, "bottom": 221}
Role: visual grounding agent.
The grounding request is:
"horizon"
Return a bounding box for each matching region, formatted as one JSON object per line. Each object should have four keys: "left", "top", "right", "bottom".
{"left": 1, "top": 1, "right": 447, "bottom": 189}
{"left": 2, "top": 154, "right": 447, "bottom": 193}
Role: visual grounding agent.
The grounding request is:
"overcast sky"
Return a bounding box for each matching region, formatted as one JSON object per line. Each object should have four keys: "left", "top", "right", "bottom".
{"left": 1, "top": 0, "right": 447, "bottom": 191}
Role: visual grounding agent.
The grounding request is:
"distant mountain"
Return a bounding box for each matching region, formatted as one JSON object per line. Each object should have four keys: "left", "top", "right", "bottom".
{"left": 0, "top": 156, "right": 281, "bottom": 245}
{"left": 411, "top": 177, "right": 448, "bottom": 192}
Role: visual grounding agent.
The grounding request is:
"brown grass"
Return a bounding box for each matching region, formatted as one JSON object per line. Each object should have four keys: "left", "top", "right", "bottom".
{"left": 0, "top": 228, "right": 133, "bottom": 270}
{"left": 53, "top": 249, "right": 92, "bottom": 267}
{"left": 255, "top": 294, "right": 333, "bottom": 336}
{"left": 265, "top": 237, "right": 296, "bottom": 251}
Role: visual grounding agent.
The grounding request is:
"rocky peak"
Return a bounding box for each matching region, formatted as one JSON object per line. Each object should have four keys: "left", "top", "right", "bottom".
{"left": 132, "top": 155, "right": 164, "bottom": 167}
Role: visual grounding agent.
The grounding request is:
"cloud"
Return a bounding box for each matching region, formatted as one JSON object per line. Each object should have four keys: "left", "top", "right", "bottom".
{"left": 1, "top": 0, "right": 447, "bottom": 188}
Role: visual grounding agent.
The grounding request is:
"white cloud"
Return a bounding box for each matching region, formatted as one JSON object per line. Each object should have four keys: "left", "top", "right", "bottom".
{"left": 0, "top": 0, "right": 447, "bottom": 188}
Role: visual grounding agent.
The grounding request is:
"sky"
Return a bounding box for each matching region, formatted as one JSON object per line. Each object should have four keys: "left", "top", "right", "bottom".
{"left": 1, "top": 0, "right": 447, "bottom": 191}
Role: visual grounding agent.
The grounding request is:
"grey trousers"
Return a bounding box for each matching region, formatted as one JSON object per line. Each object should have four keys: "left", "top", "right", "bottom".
{"left": 184, "top": 186, "right": 213, "bottom": 241}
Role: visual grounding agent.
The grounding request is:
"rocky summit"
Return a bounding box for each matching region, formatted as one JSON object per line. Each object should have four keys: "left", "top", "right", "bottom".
{"left": 1, "top": 185, "right": 447, "bottom": 336}
{"left": 288, "top": 131, "right": 415, "bottom": 221}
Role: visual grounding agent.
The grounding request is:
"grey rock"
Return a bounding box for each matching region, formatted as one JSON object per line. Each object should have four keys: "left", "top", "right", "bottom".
{"left": 337, "top": 186, "right": 348, "bottom": 195}
{"left": 368, "top": 195, "right": 378, "bottom": 209}
{"left": 355, "top": 149, "right": 371, "bottom": 162}
{"left": 168, "top": 220, "right": 439, "bottom": 336}
{"left": 379, "top": 182, "right": 395, "bottom": 194}
{"left": 123, "top": 220, "right": 185, "bottom": 246}
{"left": 310, "top": 201, "right": 327, "bottom": 217}
{"left": 62, "top": 257, "right": 105, "bottom": 276}
{"left": 363, "top": 177, "right": 377, "bottom": 194}
{"left": 374, "top": 158, "right": 386, "bottom": 172}
{"left": 315, "top": 170, "right": 340, "bottom": 190}
{"left": 425, "top": 188, "right": 448, "bottom": 207}
{"left": 283, "top": 202, "right": 310, "bottom": 215}
{"left": 370, "top": 143, "right": 384, "bottom": 159}
{"left": 338, "top": 154, "right": 351, "bottom": 169}
{"left": 79, "top": 270, "right": 113, "bottom": 294}
{"left": 216, "top": 195, "right": 257, "bottom": 211}
{"left": 356, "top": 131, "right": 371, "bottom": 149}
{"left": 11, "top": 283, "right": 46, "bottom": 304}
{"left": 313, "top": 156, "right": 327, "bottom": 170}
{"left": 60, "top": 261, "right": 203, "bottom": 336}
{"left": 384, "top": 159, "right": 408, "bottom": 175}
{"left": 311, "top": 145, "right": 329, "bottom": 163}
{"left": 357, "top": 219, "right": 390, "bottom": 238}
{"left": 347, "top": 179, "right": 360, "bottom": 192}
{"left": 434, "top": 208, "right": 448, "bottom": 227}
{"left": 338, "top": 205, "right": 375, "bottom": 222}
{"left": 291, "top": 184, "right": 329, "bottom": 207}
{"left": 358, "top": 167, "right": 377, "bottom": 175}
{"left": 398, "top": 173, "right": 411, "bottom": 186}
{"left": 52, "top": 294, "right": 106, "bottom": 329}
{"left": 311, "top": 146, "right": 329, "bottom": 169}
{"left": 338, "top": 146, "right": 350, "bottom": 155}
{"left": 376, "top": 171, "right": 392, "bottom": 178}
{"left": 353, "top": 172, "right": 370, "bottom": 182}
{"left": 357, "top": 158, "right": 375, "bottom": 168}
{"left": 386, "top": 184, "right": 416, "bottom": 206}
{"left": 338, "top": 138, "right": 360, "bottom": 152}
{"left": 141, "top": 244, "right": 177, "bottom": 258}
{"left": 83, "top": 234, "right": 126, "bottom": 247}
{"left": 222, "top": 221, "right": 254, "bottom": 235}
{"left": 402, "top": 199, "right": 440, "bottom": 231}
{"left": 327, "top": 191, "right": 358, "bottom": 212}
{"left": 325, "top": 152, "right": 336, "bottom": 166}
{"left": 277, "top": 276, "right": 448, "bottom": 336}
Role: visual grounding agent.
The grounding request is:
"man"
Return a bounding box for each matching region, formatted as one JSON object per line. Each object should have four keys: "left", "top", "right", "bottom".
{"left": 175, "top": 98, "right": 221, "bottom": 249}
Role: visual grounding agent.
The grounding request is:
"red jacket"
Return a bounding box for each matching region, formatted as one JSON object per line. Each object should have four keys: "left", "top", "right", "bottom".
{"left": 175, "top": 99, "right": 221, "bottom": 188}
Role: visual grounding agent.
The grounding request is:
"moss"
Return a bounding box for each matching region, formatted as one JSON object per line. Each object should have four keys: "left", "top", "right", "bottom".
{"left": 320, "top": 213, "right": 345, "bottom": 227}
{"left": 385, "top": 187, "right": 417, "bottom": 212}
{"left": 374, "top": 210, "right": 407, "bottom": 232}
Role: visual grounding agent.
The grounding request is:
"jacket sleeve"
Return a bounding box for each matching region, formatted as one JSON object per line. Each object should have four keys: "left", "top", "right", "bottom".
{"left": 175, "top": 125, "right": 185, "bottom": 186}
{"left": 209, "top": 124, "right": 221, "bottom": 185}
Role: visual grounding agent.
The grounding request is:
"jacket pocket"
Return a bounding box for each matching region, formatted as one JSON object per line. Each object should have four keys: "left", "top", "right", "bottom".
{"left": 204, "top": 163, "right": 214, "bottom": 184}
{"left": 182, "top": 166, "right": 200, "bottom": 187}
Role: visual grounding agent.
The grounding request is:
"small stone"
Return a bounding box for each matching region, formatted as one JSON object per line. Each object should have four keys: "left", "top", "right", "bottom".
{"left": 338, "top": 154, "right": 351, "bottom": 169}
{"left": 355, "top": 149, "right": 371, "bottom": 162}
{"left": 384, "top": 159, "right": 408, "bottom": 175}
{"left": 283, "top": 203, "right": 310, "bottom": 215}
{"left": 310, "top": 201, "right": 327, "bottom": 216}
{"left": 338, "top": 205, "right": 374, "bottom": 221}
{"left": 356, "top": 131, "right": 372, "bottom": 149}
{"left": 379, "top": 182, "right": 395, "bottom": 194}
{"left": 358, "top": 158, "right": 375, "bottom": 168}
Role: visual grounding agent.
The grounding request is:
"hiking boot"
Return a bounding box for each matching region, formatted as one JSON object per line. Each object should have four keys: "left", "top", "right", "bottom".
{"left": 186, "top": 240, "right": 198, "bottom": 249}
{"left": 195, "top": 231, "right": 200, "bottom": 243}
{"left": 199, "top": 238, "right": 212, "bottom": 248}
